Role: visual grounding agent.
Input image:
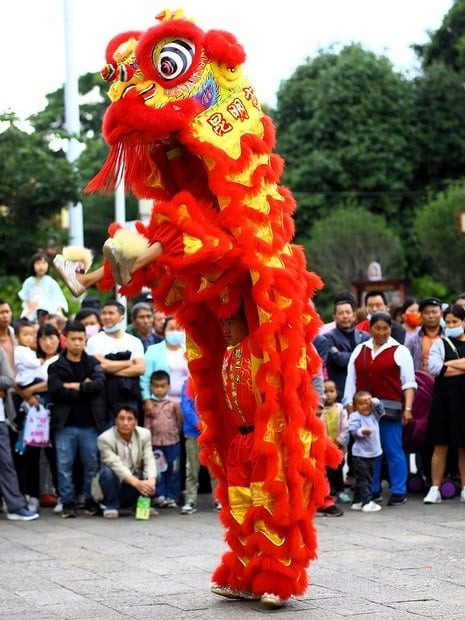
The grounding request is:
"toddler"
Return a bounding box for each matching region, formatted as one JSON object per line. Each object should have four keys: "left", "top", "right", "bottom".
{"left": 14, "top": 320, "right": 43, "bottom": 389}
{"left": 347, "top": 390, "right": 384, "bottom": 513}
{"left": 144, "top": 369, "right": 183, "bottom": 508}
{"left": 321, "top": 379, "right": 350, "bottom": 503}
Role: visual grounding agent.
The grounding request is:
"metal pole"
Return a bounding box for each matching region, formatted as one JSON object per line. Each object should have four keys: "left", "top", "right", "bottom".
{"left": 63, "top": 0, "right": 84, "bottom": 246}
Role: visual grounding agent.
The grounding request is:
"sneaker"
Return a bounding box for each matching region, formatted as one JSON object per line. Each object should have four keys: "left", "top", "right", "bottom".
{"left": 61, "top": 503, "right": 77, "bottom": 518}
{"left": 165, "top": 498, "right": 178, "bottom": 508}
{"left": 317, "top": 505, "right": 344, "bottom": 517}
{"left": 6, "top": 507, "right": 39, "bottom": 521}
{"left": 372, "top": 493, "right": 383, "bottom": 503}
{"left": 103, "top": 508, "right": 119, "bottom": 519}
{"left": 102, "top": 238, "right": 136, "bottom": 286}
{"left": 336, "top": 492, "right": 352, "bottom": 504}
{"left": 461, "top": 488, "right": 465, "bottom": 503}
{"left": 424, "top": 486, "right": 442, "bottom": 504}
{"left": 53, "top": 254, "right": 86, "bottom": 297}
{"left": 213, "top": 501, "right": 222, "bottom": 512}
{"left": 362, "top": 501, "right": 382, "bottom": 512}
{"left": 154, "top": 495, "right": 167, "bottom": 508}
{"left": 350, "top": 502, "right": 363, "bottom": 511}
{"left": 149, "top": 507, "right": 159, "bottom": 517}
{"left": 261, "top": 593, "right": 287, "bottom": 608}
{"left": 180, "top": 501, "right": 197, "bottom": 515}
{"left": 211, "top": 583, "right": 259, "bottom": 600}
{"left": 53, "top": 499, "right": 63, "bottom": 514}
{"left": 387, "top": 494, "right": 407, "bottom": 506}
{"left": 84, "top": 499, "right": 100, "bottom": 516}
{"left": 26, "top": 496, "right": 40, "bottom": 512}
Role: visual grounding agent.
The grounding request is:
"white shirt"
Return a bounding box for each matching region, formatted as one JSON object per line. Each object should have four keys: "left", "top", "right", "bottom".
{"left": 343, "top": 336, "right": 417, "bottom": 406}
{"left": 86, "top": 331, "right": 144, "bottom": 359}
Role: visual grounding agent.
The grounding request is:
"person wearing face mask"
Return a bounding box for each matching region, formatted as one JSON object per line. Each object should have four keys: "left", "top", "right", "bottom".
{"left": 400, "top": 298, "right": 421, "bottom": 347}
{"left": 140, "top": 317, "right": 187, "bottom": 421}
{"left": 423, "top": 304, "right": 465, "bottom": 505}
{"left": 86, "top": 300, "right": 145, "bottom": 420}
{"left": 75, "top": 308, "right": 102, "bottom": 341}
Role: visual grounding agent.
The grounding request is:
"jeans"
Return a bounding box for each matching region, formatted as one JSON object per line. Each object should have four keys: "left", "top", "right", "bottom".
{"left": 352, "top": 455, "right": 376, "bottom": 505}
{"left": 55, "top": 426, "right": 99, "bottom": 505}
{"left": 372, "top": 419, "right": 407, "bottom": 496}
{"left": 155, "top": 443, "right": 181, "bottom": 501}
{"left": 98, "top": 466, "right": 140, "bottom": 510}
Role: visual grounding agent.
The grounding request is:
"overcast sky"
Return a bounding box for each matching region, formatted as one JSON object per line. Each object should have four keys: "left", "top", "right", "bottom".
{"left": 1, "top": 0, "right": 454, "bottom": 119}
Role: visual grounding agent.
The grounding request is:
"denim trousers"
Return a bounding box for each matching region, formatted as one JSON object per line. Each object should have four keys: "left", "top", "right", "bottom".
{"left": 154, "top": 442, "right": 181, "bottom": 501}
{"left": 98, "top": 465, "right": 140, "bottom": 510}
{"left": 372, "top": 419, "right": 407, "bottom": 496}
{"left": 55, "top": 426, "right": 99, "bottom": 505}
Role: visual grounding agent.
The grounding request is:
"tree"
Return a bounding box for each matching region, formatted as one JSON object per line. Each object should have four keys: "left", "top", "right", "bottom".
{"left": 414, "top": 0, "right": 465, "bottom": 72}
{"left": 414, "top": 182, "right": 465, "bottom": 293}
{"left": 274, "top": 45, "right": 415, "bottom": 238}
{"left": 410, "top": 63, "right": 465, "bottom": 191}
{"left": 0, "top": 120, "right": 79, "bottom": 277}
{"left": 304, "top": 207, "right": 405, "bottom": 296}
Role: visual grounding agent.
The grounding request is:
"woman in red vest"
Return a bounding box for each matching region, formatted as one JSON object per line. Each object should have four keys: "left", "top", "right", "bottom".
{"left": 343, "top": 312, "right": 417, "bottom": 506}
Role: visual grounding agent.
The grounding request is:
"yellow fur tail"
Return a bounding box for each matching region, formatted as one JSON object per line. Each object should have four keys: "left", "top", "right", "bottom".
{"left": 113, "top": 229, "right": 149, "bottom": 258}
{"left": 62, "top": 246, "right": 93, "bottom": 272}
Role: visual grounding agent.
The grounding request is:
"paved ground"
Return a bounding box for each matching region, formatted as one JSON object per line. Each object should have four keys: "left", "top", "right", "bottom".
{"left": 1, "top": 489, "right": 465, "bottom": 619}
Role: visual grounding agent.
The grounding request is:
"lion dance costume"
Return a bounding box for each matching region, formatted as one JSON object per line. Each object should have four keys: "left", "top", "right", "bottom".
{"left": 81, "top": 8, "right": 340, "bottom": 605}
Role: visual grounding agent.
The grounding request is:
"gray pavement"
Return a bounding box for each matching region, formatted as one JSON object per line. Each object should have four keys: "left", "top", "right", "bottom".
{"left": 1, "top": 490, "right": 465, "bottom": 619}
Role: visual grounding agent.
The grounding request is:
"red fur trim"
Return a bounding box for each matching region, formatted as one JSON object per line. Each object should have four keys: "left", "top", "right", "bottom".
{"left": 104, "top": 31, "right": 141, "bottom": 64}
{"left": 204, "top": 30, "right": 246, "bottom": 65}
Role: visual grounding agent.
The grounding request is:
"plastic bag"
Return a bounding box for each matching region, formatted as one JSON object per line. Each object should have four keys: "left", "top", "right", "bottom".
{"left": 23, "top": 403, "right": 51, "bottom": 447}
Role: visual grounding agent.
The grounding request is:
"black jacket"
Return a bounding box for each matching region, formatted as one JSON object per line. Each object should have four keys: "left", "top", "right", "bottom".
{"left": 47, "top": 351, "right": 108, "bottom": 431}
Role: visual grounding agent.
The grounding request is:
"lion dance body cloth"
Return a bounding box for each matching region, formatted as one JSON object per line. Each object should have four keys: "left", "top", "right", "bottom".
{"left": 87, "top": 8, "right": 341, "bottom": 601}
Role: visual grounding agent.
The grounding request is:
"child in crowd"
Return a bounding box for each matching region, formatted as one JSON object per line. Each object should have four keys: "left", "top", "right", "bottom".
{"left": 347, "top": 390, "right": 384, "bottom": 513}
{"left": 179, "top": 377, "right": 220, "bottom": 515}
{"left": 321, "top": 379, "right": 350, "bottom": 503}
{"left": 14, "top": 320, "right": 43, "bottom": 390}
{"left": 18, "top": 252, "right": 68, "bottom": 322}
{"left": 144, "top": 370, "right": 183, "bottom": 508}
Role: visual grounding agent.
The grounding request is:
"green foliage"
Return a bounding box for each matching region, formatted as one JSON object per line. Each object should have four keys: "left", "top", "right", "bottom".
{"left": 409, "top": 275, "right": 451, "bottom": 303}
{"left": 304, "top": 207, "right": 405, "bottom": 296}
{"left": 414, "top": 182, "right": 465, "bottom": 293}
{"left": 275, "top": 45, "right": 415, "bottom": 236}
{"left": 0, "top": 122, "right": 79, "bottom": 277}
{"left": 0, "top": 276, "right": 22, "bottom": 318}
{"left": 414, "top": 0, "right": 465, "bottom": 72}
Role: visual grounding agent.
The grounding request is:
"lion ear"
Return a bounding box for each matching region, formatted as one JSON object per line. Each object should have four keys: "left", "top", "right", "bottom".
{"left": 204, "top": 30, "right": 246, "bottom": 66}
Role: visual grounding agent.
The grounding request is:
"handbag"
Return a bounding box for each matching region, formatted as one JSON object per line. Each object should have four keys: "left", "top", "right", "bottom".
{"left": 380, "top": 399, "right": 403, "bottom": 421}
{"left": 23, "top": 403, "right": 51, "bottom": 447}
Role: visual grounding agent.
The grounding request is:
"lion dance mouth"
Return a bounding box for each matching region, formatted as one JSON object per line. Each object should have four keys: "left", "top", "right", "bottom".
{"left": 86, "top": 7, "right": 341, "bottom": 602}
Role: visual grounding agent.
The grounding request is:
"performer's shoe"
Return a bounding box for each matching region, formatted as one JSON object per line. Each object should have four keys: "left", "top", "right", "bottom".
{"left": 210, "top": 583, "right": 259, "bottom": 600}
{"left": 261, "top": 592, "right": 288, "bottom": 608}
{"left": 53, "top": 254, "right": 86, "bottom": 298}
{"left": 102, "top": 238, "right": 136, "bottom": 286}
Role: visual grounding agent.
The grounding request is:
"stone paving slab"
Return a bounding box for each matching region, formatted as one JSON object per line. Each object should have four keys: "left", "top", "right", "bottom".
{"left": 1, "top": 491, "right": 465, "bottom": 618}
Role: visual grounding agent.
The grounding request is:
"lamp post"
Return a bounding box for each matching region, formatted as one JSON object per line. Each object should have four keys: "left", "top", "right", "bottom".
{"left": 63, "top": 0, "right": 84, "bottom": 246}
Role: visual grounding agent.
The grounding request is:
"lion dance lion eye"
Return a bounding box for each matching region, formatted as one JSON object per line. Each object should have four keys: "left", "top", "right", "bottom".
{"left": 156, "top": 39, "right": 195, "bottom": 81}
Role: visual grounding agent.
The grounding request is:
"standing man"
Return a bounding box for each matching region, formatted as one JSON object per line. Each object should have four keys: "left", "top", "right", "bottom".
{"left": 94, "top": 404, "right": 156, "bottom": 519}
{"left": 48, "top": 321, "right": 108, "bottom": 518}
{"left": 126, "top": 302, "right": 162, "bottom": 351}
{"left": 315, "top": 297, "right": 370, "bottom": 489}
{"left": 0, "top": 298, "right": 16, "bottom": 375}
{"left": 356, "top": 290, "right": 406, "bottom": 344}
{"left": 406, "top": 297, "right": 443, "bottom": 373}
{"left": 86, "top": 300, "right": 145, "bottom": 418}
{"left": 0, "top": 347, "right": 39, "bottom": 521}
